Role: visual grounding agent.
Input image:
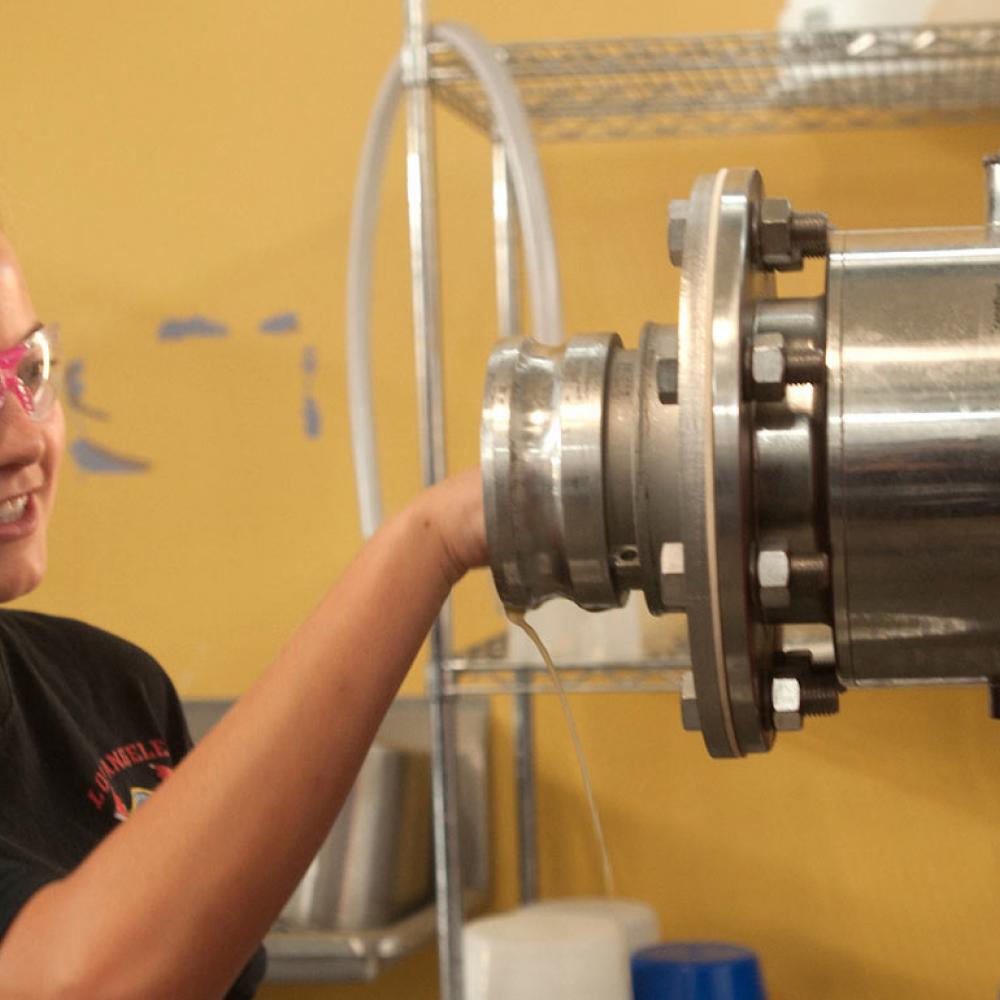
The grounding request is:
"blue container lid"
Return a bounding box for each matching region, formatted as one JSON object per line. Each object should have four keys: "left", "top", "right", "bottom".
{"left": 631, "top": 942, "right": 766, "bottom": 1000}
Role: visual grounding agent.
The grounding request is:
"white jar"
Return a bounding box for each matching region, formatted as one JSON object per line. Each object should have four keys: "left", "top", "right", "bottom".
{"left": 463, "top": 908, "right": 631, "bottom": 1000}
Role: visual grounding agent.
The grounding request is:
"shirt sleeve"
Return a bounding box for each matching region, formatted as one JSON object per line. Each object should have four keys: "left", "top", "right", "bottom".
{"left": 160, "top": 672, "right": 194, "bottom": 765}
{"left": 0, "top": 856, "right": 56, "bottom": 940}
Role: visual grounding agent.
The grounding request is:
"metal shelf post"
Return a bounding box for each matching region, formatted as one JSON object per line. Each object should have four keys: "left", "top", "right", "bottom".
{"left": 401, "top": 2, "right": 464, "bottom": 998}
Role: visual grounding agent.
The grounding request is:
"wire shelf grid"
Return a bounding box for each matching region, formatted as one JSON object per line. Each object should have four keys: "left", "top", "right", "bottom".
{"left": 445, "top": 633, "right": 689, "bottom": 696}
{"left": 430, "top": 22, "right": 1000, "bottom": 140}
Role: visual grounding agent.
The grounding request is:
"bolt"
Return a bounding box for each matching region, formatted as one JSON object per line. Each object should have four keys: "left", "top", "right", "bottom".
{"left": 771, "top": 653, "right": 842, "bottom": 734}
{"left": 789, "top": 552, "right": 831, "bottom": 596}
{"left": 668, "top": 199, "right": 688, "bottom": 267}
{"left": 758, "top": 198, "right": 829, "bottom": 271}
{"left": 784, "top": 343, "right": 826, "bottom": 384}
{"left": 757, "top": 547, "right": 791, "bottom": 610}
{"left": 656, "top": 356, "right": 679, "bottom": 404}
{"left": 790, "top": 212, "right": 829, "bottom": 258}
{"left": 799, "top": 672, "right": 841, "bottom": 716}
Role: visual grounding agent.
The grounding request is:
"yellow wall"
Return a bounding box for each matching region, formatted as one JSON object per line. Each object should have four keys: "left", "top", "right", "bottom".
{"left": 2, "top": 2, "right": 1000, "bottom": 998}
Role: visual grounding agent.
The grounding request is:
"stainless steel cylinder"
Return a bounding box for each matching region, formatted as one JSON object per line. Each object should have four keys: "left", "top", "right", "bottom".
{"left": 482, "top": 326, "right": 681, "bottom": 614}
{"left": 482, "top": 334, "right": 624, "bottom": 611}
{"left": 482, "top": 156, "right": 1000, "bottom": 757}
{"left": 827, "top": 227, "right": 1000, "bottom": 686}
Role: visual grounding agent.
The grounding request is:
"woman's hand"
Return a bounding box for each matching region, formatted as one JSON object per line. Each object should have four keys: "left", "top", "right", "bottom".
{"left": 410, "top": 466, "right": 488, "bottom": 588}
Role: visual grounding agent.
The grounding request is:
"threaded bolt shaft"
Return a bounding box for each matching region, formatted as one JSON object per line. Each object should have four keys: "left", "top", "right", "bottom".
{"left": 790, "top": 212, "right": 829, "bottom": 258}
{"left": 799, "top": 674, "right": 841, "bottom": 717}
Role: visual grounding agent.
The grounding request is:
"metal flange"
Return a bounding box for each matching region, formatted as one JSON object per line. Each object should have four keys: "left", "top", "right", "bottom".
{"left": 677, "top": 167, "right": 779, "bottom": 757}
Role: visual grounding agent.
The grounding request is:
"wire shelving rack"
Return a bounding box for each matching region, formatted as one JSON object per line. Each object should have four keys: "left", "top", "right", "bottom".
{"left": 431, "top": 22, "right": 1000, "bottom": 141}
{"left": 393, "top": 9, "right": 1000, "bottom": 999}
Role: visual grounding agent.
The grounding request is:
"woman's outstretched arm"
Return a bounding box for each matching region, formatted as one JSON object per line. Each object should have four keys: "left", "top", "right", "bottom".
{"left": 0, "top": 467, "right": 487, "bottom": 1000}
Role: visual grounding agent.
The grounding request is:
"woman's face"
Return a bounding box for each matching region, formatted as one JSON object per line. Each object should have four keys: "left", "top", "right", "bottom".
{"left": 0, "top": 234, "right": 64, "bottom": 603}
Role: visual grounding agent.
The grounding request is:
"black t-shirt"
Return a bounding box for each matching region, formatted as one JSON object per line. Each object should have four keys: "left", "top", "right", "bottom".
{"left": 0, "top": 609, "right": 265, "bottom": 999}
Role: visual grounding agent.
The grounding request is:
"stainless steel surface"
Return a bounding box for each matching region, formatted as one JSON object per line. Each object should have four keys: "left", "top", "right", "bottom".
{"left": 482, "top": 324, "right": 684, "bottom": 616}
{"left": 561, "top": 334, "right": 623, "bottom": 608}
{"left": 677, "top": 168, "right": 776, "bottom": 757}
{"left": 636, "top": 323, "right": 683, "bottom": 614}
{"left": 264, "top": 889, "right": 489, "bottom": 984}
{"left": 826, "top": 226, "right": 1000, "bottom": 686}
{"left": 431, "top": 24, "right": 1000, "bottom": 142}
{"left": 481, "top": 169, "right": 840, "bottom": 755}
{"left": 377, "top": 697, "right": 491, "bottom": 901}
{"left": 481, "top": 159, "right": 1000, "bottom": 752}
{"left": 986, "top": 152, "right": 1000, "bottom": 233}
{"left": 676, "top": 169, "right": 739, "bottom": 757}
{"left": 753, "top": 408, "right": 821, "bottom": 556}
{"left": 280, "top": 744, "right": 431, "bottom": 931}
{"left": 483, "top": 335, "right": 623, "bottom": 610}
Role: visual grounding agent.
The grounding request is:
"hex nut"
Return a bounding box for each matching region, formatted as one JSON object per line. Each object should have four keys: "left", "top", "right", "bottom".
{"left": 772, "top": 676, "right": 803, "bottom": 731}
{"left": 751, "top": 332, "right": 786, "bottom": 388}
{"left": 772, "top": 676, "right": 801, "bottom": 712}
{"left": 660, "top": 541, "right": 685, "bottom": 610}
{"left": 759, "top": 197, "right": 801, "bottom": 271}
{"left": 680, "top": 670, "right": 700, "bottom": 732}
{"left": 668, "top": 199, "right": 688, "bottom": 267}
{"left": 774, "top": 709, "right": 803, "bottom": 732}
{"left": 758, "top": 547, "right": 791, "bottom": 609}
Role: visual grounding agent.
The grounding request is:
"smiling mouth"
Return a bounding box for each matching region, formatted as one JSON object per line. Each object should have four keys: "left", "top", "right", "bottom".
{"left": 0, "top": 494, "right": 30, "bottom": 525}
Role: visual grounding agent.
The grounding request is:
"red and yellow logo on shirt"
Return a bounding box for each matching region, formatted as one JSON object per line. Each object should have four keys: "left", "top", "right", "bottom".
{"left": 86, "top": 739, "right": 175, "bottom": 821}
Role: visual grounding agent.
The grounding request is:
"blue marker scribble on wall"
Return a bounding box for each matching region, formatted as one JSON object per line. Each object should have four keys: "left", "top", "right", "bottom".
{"left": 301, "top": 345, "right": 321, "bottom": 439}
{"left": 70, "top": 438, "right": 152, "bottom": 474}
{"left": 259, "top": 312, "right": 300, "bottom": 335}
{"left": 303, "top": 398, "right": 322, "bottom": 439}
{"left": 64, "top": 355, "right": 152, "bottom": 474}
{"left": 65, "top": 360, "right": 110, "bottom": 420}
{"left": 158, "top": 316, "right": 229, "bottom": 341}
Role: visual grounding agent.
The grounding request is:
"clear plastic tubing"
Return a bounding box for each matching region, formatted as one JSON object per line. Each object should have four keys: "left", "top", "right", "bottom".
{"left": 346, "top": 22, "right": 564, "bottom": 537}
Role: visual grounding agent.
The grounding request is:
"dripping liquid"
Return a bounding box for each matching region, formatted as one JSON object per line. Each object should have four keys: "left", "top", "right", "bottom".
{"left": 506, "top": 608, "right": 616, "bottom": 898}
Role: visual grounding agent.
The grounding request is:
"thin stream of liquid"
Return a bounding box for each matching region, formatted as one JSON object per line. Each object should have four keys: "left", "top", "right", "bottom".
{"left": 507, "top": 609, "right": 616, "bottom": 898}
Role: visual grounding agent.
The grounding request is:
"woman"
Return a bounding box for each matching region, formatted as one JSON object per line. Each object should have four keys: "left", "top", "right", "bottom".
{"left": 0, "top": 232, "right": 488, "bottom": 999}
